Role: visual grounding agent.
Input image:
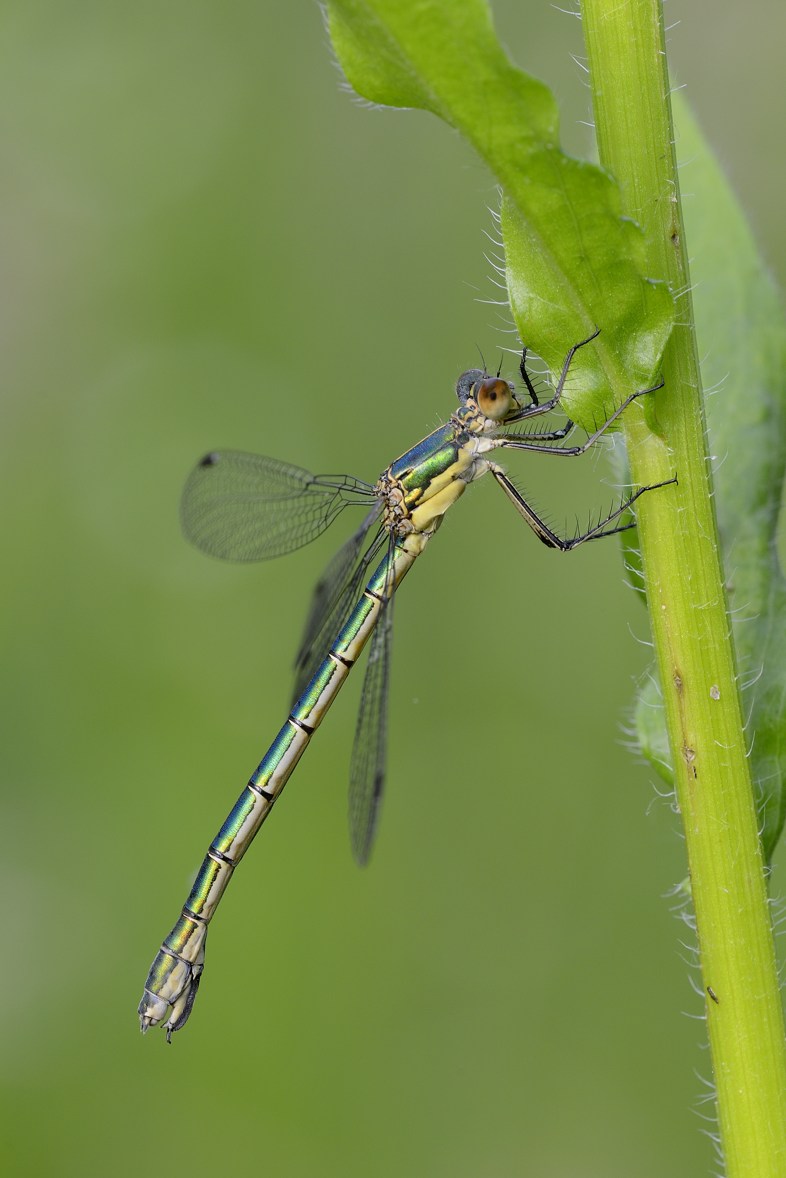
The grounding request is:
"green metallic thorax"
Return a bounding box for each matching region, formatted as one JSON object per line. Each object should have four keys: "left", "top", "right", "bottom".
{"left": 380, "top": 422, "right": 481, "bottom": 542}
{"left": 389, "top": 424, "right": 461, "bottom": 499}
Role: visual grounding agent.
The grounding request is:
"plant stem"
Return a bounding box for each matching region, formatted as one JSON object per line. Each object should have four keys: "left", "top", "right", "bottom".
{"left": 580, "top": 1, "right": 786, "bottom": 1173}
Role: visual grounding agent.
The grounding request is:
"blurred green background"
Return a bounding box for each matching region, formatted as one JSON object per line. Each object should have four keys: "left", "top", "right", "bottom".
{"left": 3, "top": 3, "right": 785, "bottom": 1175}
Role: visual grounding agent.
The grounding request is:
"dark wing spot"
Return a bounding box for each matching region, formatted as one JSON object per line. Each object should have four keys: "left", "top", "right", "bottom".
{"left": 199, "top": 452, "right": 220, "bottom": 467}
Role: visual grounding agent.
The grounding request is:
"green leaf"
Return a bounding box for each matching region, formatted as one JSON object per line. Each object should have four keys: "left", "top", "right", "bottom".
{"left": 325, "top": 0, "right": 674, "bottom": 427}
{"left": 633, "top": 94, "right": 786, "bottom": 860}
{"left": 633, "top": 674, "right": 673, "bottom": 786}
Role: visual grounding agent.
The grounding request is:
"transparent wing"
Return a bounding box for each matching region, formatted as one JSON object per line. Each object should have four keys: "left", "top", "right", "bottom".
{"left": 181, "top": 450, "right": 376, "bottom": 562}
{"left": 348, "top": 548, "right": 396, "bottom": 866}
{"left": 292, "top": 510, "right": 385, "bottom": 704}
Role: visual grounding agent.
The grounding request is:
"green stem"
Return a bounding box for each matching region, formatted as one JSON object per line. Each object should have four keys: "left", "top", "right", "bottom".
{"left": 581, "top": 1, "right": 786, "bottom": 1173}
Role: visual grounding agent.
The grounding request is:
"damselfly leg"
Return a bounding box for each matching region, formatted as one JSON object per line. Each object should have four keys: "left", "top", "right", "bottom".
{"left": 491, "top": 331, "right": 674, "bottom": 550}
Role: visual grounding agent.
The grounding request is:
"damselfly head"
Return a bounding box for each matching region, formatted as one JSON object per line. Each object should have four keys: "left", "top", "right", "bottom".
{"left": 456, "top": 370, "right": 518, "bottom": 423}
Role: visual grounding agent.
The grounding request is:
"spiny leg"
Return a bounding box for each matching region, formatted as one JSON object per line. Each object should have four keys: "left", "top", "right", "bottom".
{"left": 495, "top": 343, "right": 672, "bottom": 548}
{"left": 491, "top": 468, "right": 676, "bottom": 551}
{"left": 507, "top": 420, "right": 577, "bottom": 445}
{"left": 499, "top": 377, "right": 663, "bottom": 458}
{"left": 518, "top": 347, "right": 539, "bottom": 407}
{"left": 511, "top": 328, "right": 601, "bottom": 423}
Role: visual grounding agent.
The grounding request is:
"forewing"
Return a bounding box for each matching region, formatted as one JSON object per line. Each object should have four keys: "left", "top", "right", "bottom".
{"left": 181, "top": 450, "right": 374, "bottom": 562}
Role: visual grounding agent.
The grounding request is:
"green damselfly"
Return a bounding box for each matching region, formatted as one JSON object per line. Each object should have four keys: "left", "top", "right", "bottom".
{"left": 139, "top": 332, "right": 672, "bottom": 1040}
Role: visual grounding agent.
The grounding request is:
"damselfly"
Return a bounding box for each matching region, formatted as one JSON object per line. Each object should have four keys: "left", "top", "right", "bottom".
{"left": 139, "top": 332, "right": 671, "bottom": 1040}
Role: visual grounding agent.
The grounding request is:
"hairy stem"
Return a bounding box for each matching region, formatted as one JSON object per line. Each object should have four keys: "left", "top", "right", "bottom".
{"left": 581, "top": 1, "right": 786, "bottom": 1173}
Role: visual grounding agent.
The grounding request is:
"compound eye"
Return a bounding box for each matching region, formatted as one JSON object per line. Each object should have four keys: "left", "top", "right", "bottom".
{"left": 475, "top": 378, "right": 513, "bottom": 421}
